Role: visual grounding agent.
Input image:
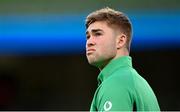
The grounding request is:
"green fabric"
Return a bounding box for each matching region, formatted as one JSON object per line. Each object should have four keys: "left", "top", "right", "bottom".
{"left": 90, "top": 56, "right": 160, "bottom": 111}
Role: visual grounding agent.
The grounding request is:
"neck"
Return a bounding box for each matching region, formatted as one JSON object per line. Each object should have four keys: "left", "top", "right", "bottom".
{"left": 114, "top": 48, "right": 129, "bottom": 59}
{"left": 98, "top": 58, "right": 112, "bottom": 71}
{"left": 99, "top": 48, "right": 129, "bottom": 71}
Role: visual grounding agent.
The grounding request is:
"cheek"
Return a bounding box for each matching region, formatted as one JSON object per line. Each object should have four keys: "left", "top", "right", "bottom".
{"left": 99, "top": 42, "right": 116, "bottom": 55}
{"left": 106, "top": 46, "right": 116, "bottom": 55}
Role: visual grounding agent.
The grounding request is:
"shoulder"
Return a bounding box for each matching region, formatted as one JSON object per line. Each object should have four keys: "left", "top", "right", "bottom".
{"left": 106, "top": 66, "right": 136, "bottom": 88}
{"left": 100, "top": 66, "right": 136, "bottom": 97}
{"left": 96, "top": 67, "right": 136, "bottom": 111}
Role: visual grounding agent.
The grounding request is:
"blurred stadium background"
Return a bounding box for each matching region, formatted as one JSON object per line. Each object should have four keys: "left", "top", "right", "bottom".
{"left": 0, "top": 0, "right": 180, "bottom": 110}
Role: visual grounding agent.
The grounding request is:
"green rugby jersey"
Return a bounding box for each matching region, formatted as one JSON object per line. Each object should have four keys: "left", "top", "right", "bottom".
{"left": 90, "top": 56, "right": 160, "bottom": 111}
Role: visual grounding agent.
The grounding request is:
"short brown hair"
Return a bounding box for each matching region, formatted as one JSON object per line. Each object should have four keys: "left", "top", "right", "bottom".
{"left": 85, "top": 7, "right": 132, "bottom": 51}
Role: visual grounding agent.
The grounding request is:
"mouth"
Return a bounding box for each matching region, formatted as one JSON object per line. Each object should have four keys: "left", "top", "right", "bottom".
{"left": 86, "top": 48, "right": 96, "bottom": 55}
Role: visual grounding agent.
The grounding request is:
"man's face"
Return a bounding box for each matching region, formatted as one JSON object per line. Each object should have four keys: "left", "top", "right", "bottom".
{"left": 86, "top": 21, "right": 117, "bottom": 67}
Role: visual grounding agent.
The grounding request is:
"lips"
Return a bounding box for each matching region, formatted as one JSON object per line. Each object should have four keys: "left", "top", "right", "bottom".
{"left": 86, "top": 48, "right": 96, "bottom": 54}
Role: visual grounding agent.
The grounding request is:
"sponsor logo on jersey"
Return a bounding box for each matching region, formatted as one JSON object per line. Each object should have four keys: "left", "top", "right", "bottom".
{"left": 104, "top": 101, "right": 112, "bottom": 111}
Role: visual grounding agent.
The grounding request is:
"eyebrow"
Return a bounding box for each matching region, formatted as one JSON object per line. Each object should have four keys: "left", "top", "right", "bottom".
{"left": 86, "top": 29, "right": 104, "bottom": 35}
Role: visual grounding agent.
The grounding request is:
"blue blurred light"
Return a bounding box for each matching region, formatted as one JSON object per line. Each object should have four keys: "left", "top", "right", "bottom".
{"left": 0, "top": 12, "right": 179, "bottom": 55}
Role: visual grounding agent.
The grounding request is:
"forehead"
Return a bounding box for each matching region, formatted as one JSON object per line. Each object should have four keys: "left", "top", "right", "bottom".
{"left": 86, "top": 21, "right": 111, "bottom": 33}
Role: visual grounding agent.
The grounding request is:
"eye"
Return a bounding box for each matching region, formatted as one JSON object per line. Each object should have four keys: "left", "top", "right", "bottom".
{"left": 86, "top": 34, "right": 90, "bottom": 40}
{"left": 94, "top": 32, "right": 102, "bottom": 36}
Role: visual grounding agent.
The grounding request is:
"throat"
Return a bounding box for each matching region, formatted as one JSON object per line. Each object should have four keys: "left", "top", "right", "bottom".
{"left": 98, "top": 59, "right": 112, "bottom": 71}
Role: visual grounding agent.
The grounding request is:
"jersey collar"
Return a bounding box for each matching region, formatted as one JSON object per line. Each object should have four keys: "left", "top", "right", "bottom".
{"left": 97, "top": 56, "right": 132, "bottom": 85}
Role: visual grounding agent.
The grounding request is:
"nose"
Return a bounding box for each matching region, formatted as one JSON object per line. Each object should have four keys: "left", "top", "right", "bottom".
{"left": 86, "top": 36, "right": 96, "bottom": 48}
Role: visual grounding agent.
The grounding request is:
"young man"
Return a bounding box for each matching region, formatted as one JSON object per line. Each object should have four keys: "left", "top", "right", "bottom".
{"left": 85, "top": 7, "right": 160, "bottom": 111}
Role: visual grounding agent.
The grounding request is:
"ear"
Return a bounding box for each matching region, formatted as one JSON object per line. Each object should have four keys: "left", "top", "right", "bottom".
{"left": 116, "top": 34, "right": 127, "bottom": 49}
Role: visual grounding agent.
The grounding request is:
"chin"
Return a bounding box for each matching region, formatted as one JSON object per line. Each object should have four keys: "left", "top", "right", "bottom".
{"left": 88, "top": 59, "right": 104, "bottom": 68}
{"left": 87, "top": 58, "right": 96, "bottom": 65}
{"left": 88, "top": 59, "right": 96, "bottom": 65}
{"left": 87, "top": 55, "right": 95, "bottom": 63}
